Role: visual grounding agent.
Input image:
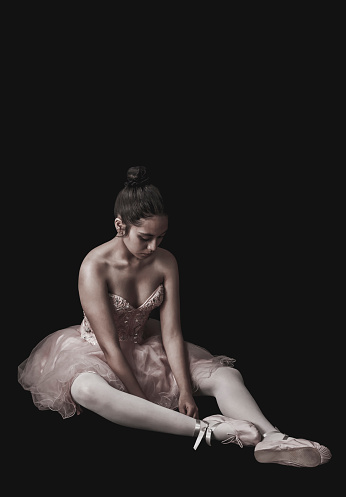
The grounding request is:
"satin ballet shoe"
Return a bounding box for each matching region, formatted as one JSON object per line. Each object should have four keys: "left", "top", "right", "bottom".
{"left": 193, "top": 414, "right": 261, "bottom": 450}
{"left": 254, "top": 429, "right": 332, "bottom": 467}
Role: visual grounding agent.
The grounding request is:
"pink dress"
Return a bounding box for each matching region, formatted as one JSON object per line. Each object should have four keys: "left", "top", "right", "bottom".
{"left": 18, "top": 284, "right": 235, "bottom": 419}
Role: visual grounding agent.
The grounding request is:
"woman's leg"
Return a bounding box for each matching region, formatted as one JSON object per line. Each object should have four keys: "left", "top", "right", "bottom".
{"left": 198, "top": 367, "right": 277, "bottom": 436}
{"left": 71, "top": 372, "right": 226, "bottom": 441}
{"left": 71, "top": 373, "right": 197, "bottom": 436}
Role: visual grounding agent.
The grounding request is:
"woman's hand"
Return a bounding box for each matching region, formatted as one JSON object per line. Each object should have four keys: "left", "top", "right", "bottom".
{"left": 178, "top": 391, "right": 199, "bottom": 418}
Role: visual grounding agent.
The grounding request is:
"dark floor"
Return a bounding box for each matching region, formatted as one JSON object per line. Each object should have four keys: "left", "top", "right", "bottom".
{"left": 13, "top": 381, "right": 339, "bottom": 495}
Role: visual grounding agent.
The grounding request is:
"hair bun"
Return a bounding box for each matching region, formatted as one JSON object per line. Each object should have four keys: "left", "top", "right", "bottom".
{"left": 125, "top": 166, "right": 150, "bottom": 187}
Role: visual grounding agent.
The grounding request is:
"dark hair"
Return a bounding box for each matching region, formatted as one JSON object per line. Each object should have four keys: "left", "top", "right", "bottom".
{"left": 114, "top": 166, "right": 167, "bottom": 234}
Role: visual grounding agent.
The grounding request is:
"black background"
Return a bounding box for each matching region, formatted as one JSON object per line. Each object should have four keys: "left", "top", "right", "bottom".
{"left": 9, "top": 10, "right": 342, "bottom": 494}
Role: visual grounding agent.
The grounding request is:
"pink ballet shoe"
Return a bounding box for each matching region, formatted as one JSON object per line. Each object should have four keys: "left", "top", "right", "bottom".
{"left": 193, "top": 414, "right": 261, "bottom": 450}
{"left": 254, "top": 429, "right": 332, "bottom": 467}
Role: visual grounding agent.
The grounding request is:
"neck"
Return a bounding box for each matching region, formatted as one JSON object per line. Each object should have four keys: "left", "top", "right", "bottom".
{"left": 113, "top": 236, "right": 144, "bottom": 267}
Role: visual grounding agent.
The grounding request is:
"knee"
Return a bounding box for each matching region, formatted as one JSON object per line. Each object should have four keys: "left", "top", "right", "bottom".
{"left": 212, "top": 367, "right": 244, "bottom": 389}
{"left": 198, "top": 367, "right": 244, "bottom": 397}
{"left": 228, "top": 367, "right": 244, "bottom": 382}
{"left": 71, "top": 372, "right": 100, "bottom": 406}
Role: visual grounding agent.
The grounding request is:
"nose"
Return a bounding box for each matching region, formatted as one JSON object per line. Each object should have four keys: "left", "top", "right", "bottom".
{"left": 147, "top": 239, "right": 157, "bottom": 252}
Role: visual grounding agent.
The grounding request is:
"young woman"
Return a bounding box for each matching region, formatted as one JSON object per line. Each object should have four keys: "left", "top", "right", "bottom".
{"left": 18, "top": 166, "right": 331, "bottom": 467}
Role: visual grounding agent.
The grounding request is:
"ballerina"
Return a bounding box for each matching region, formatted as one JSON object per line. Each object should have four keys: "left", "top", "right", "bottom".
{"left": 18, "top": 166, "right": 331, "bottom": 467}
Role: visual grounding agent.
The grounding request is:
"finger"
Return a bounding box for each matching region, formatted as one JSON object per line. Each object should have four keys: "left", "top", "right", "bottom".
{"left": 179, "top": 406, "right": 185, "bottom": 415}
{"left": 184, "top": 404, "right": 192, "bottom": 416}
{"left": 187, "top": 404, "right": 197, "bottom": 418}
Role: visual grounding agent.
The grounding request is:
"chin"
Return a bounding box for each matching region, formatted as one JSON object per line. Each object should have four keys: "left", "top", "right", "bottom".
{"left": 136, "top": 253, "right": 148, "bottom": 259}
{"left": 139, "top": 252, "right": 152, "bottom": 259}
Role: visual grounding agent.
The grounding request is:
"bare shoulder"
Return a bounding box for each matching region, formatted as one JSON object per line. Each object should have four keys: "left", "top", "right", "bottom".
{"left": 155, "top": 248, "right": 179, "bottom": 277}
{"left": 155, "top": 249, "right": 180, "bottom": 308}
{"left": 79, "top": 242, "right": 112, "bottom": 291}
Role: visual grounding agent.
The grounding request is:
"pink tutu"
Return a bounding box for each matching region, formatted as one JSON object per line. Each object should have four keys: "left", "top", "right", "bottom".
{"left": 18, "top": 285, "right": 235, "bottom": 418}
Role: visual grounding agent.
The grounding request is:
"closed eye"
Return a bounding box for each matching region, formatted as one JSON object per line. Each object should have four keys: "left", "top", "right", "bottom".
{"left": 139, "top": 235, "right": 165, "bottom": 241}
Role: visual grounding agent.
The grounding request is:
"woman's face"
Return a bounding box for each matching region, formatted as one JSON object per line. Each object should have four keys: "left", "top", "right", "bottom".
{"left": 120, "top": 215, "right": 168, "bottom": 260}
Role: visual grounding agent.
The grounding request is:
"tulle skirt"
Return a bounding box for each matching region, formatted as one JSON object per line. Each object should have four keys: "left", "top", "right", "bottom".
{"left": 18, "top": 323, "right": 235, "bottom": 419}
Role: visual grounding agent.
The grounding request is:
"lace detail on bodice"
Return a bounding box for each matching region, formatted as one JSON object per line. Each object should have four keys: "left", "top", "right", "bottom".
{"left": 80, "top": 284, "right": 164, "bottom": 346}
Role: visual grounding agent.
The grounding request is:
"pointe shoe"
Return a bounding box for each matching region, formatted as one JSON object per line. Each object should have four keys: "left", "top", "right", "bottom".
{"left": 254, "top": 430, "right": 332, "bottom": 467}
{"left": 193, "top": 414, "right": 261, "bottom": 450}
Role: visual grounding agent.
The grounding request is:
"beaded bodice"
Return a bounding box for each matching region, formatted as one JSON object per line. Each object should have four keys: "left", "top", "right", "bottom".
{"left": 80, "top": 284, "right": 164, "bottom": 346}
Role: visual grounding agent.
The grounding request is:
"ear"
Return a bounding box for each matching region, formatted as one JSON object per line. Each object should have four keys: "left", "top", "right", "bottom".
{"left": 114, "top": 217, "right": 126, "bottom": 235}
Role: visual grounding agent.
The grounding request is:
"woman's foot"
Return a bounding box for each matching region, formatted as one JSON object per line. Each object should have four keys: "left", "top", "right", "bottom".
{"left": 254, "top": 430, "right": 332, "bottom": 467}
{"left": 193, "top": 414, "right": 261, "bottom": 450}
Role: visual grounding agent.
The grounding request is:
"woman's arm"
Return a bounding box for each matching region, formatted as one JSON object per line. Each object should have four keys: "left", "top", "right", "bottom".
{"left": 78, "top": 259, "right": 147, "bottom": 400}
{"left": 159, "top": 251, "right": 198, "bottom": 418}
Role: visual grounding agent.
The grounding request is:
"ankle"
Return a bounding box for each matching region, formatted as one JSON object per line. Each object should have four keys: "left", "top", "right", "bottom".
{"left": 262, "top": 430, "right": 285, "bottom": 442}
{"left": 193, "top": 419, "right": 209, "bottom": 450}
{"left": 193, "top": 419, "right": 208, "bottom": 436}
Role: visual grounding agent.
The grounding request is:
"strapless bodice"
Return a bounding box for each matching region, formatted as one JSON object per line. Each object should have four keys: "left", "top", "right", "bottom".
{"left": 80, "top": 284, "right": 164, "bottom": 345}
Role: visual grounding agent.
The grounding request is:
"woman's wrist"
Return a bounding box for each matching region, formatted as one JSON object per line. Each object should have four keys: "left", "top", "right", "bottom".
{"left": 178, "top": 384, "right": 194, "bottom": 397}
